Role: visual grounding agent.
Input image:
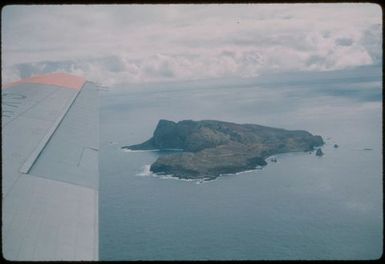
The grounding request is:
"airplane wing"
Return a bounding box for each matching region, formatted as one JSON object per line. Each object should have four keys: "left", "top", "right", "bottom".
{"left": 2, "top": 72, "right": 99, "bottom": 260}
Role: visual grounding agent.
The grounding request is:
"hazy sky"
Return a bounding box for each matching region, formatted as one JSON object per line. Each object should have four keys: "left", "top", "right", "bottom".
{"left": 1, "top": 4, "right": 382, "bottom": 84}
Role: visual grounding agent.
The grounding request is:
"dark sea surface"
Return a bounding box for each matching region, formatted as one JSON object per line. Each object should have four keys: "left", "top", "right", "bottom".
{"left": 100, "top": 65, "right": 382, "bottom": 260}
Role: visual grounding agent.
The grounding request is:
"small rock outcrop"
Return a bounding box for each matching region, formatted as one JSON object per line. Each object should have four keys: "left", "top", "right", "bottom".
{"left": 123, "top": 119, "right": 324, "bottom": 179}
{"left": 315, "top": 148, "right": 324, "bottom": 156}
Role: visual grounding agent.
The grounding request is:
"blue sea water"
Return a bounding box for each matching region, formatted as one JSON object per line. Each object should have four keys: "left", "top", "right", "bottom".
{"left": 99, "top": 65, "right": 382, "bottom": 260}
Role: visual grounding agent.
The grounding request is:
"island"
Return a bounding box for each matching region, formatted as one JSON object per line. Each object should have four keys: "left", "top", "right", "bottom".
{"left": 122, "top": 119, "right": 324, "bottom": 180}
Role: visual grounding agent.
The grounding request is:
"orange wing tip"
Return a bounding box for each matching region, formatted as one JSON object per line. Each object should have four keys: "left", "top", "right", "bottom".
{"left": 2, "top": 72, "right": 86, "bottom": 90}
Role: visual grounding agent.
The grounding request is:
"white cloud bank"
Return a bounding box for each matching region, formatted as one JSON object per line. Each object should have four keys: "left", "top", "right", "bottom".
{"left": 1, "top": 4, "right": 382, "bottom": 85}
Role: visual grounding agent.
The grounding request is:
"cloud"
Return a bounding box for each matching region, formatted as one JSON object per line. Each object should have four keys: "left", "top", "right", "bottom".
{"left": 335, "top": 38, "right": 354, "bottom": 46}
{"left": 1, "top": 3, "right": 382, "bottom": 85}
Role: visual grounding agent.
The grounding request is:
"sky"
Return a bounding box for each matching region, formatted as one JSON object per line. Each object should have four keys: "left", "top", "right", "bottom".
{"left": 1, "top": 4, "right": 382, "bottom": 85}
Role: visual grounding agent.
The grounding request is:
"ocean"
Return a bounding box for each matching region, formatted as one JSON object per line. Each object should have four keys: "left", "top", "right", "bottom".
{"left": 99, "top": 65, "right": 382, "bottom": 260}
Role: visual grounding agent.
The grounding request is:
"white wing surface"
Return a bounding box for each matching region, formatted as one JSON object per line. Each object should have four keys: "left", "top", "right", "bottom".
{"left": 2, "top": 73, "right": 99, "bottom": 260}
